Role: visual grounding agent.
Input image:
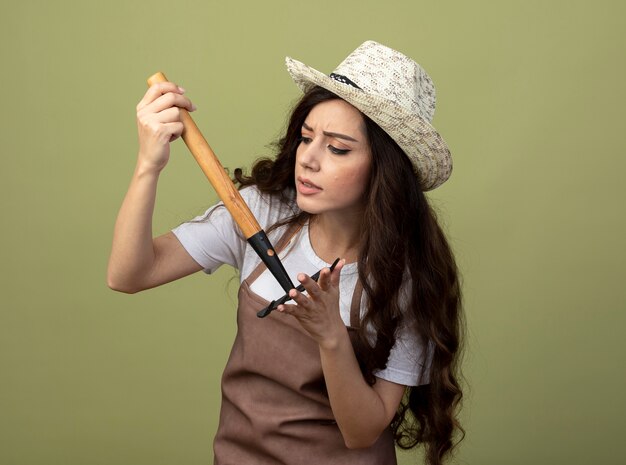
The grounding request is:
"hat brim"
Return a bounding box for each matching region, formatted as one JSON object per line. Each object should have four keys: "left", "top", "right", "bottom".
{"left": 286, "top": 56, "right": 452, "bottom": 191}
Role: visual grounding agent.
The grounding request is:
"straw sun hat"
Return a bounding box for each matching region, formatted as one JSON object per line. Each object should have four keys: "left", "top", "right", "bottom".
{"left": 285, "top": 40, "right": 452, "bottom": 191}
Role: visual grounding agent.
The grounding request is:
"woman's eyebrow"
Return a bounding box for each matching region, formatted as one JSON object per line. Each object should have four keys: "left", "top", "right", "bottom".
{"left": 302, "top": 122, "right": 359, "bottom": 143}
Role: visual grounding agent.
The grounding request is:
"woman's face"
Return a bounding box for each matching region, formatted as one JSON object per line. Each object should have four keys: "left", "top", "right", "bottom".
{"left": 294, "top": 99, "right": 372, "bottom": 220}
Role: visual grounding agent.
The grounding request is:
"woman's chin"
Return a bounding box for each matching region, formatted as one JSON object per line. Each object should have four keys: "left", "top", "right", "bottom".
{"left": 296, "top": 196, "right": 323, "bottom": 215}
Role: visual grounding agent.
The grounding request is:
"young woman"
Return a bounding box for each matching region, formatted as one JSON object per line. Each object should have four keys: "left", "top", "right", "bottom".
{"left": 108, "top": 40, "right": 465, "bottom": 465}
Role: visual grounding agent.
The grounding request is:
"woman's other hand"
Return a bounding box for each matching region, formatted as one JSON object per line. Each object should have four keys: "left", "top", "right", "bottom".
{"left": 277, "top": 259, "right": 347, "bottom": 348}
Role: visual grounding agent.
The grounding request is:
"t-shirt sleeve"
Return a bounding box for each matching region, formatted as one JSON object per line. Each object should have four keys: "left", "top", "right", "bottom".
{"left": 171, "top": 203, "right": 244, "bottom": 274}
{"left": 171, "top": 187, "right": 270, "bottom": 274}
{"left": 372, "top": 278, "right": 434, "bottom": 387}
{"left": 171, "top": 186, "right": 297, "bottom": 275}
{"left": 373, "top": 323, "right": 434, "bottom": 387}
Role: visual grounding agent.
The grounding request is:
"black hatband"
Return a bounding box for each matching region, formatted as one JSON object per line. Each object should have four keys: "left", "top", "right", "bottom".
{"left": 330, "top": 73, "right": 361, "bottom": 89}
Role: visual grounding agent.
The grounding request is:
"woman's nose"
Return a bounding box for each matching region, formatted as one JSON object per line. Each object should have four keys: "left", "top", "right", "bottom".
{"left": 297, "top": 141, "right": 321, "bottom": 171}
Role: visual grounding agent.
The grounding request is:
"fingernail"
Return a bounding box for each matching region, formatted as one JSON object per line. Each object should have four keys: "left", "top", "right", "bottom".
{"left": 178, "top": 86, "right": 186, "bottom": 93}
{"left": 191, "top": 104, "right": 197, "bottom": 111}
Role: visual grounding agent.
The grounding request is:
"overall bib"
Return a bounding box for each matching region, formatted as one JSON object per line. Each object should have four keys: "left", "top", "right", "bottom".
{"left": 214, "top": 225, "right": 397, "bottom": 465}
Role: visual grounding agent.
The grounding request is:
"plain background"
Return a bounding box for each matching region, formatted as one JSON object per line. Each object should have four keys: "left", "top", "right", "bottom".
{"left": 1, "top": 1, "right": 625, "bottom": 464}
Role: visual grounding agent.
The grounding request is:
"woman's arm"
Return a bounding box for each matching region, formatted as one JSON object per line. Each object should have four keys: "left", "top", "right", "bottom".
{"left": 107, "top": 82, "right": 202, "bottom": 293}
{"left": 277, "top": 264, "right": 406, "bottom": 448}
{"left": 319, "top": 330, "right": 406, "bottom": 448}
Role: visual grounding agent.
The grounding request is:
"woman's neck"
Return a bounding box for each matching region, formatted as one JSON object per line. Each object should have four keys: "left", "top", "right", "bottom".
{"left": 308, "top": 212, "right": 363, "bottom": 264}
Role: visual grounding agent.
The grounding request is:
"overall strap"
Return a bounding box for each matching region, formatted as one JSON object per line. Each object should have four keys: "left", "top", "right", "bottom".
{"left": 349, "top": 279, "right": 364, "bottom": 328}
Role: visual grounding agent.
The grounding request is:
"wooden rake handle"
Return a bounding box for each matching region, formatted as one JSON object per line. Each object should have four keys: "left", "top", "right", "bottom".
{"left": 146, "top": 72, "right": 294, "bottom": 295}
{"left": 147, "top": 71, "right": 261, "bottom": 238}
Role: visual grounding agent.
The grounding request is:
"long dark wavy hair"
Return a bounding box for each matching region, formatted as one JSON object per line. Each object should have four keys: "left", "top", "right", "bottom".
{"left": 234, "top": 86, "right": 466, "bottom": 465}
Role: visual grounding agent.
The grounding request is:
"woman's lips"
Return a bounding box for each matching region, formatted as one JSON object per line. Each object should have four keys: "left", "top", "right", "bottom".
{"left": 297, "top": 176, "right": 322, "bottom": 195}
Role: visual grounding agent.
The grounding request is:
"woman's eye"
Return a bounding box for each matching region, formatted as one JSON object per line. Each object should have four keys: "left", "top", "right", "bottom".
{"left": 299, "top": 136, "right": 312, "bottom": 144}
{"left": 328, "top": 145, "right": 350, "bottom": 155}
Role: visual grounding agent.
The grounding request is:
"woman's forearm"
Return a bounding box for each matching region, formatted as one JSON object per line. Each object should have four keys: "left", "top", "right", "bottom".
{"left": 107, "top": 161, "right": 161, "bottom": 293}
{"left": 319, "top": 329, "right": 401, "bottom": 449}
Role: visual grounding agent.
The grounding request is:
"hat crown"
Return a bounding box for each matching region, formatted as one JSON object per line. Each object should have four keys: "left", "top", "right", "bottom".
{"left": 333, "top": 41, "right": 437, "bottom": 123}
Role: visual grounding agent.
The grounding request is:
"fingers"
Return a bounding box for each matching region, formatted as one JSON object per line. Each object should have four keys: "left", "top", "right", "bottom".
{"left": 164, "top": 121, "right": 185, "bottom": 142}
{"left": 276, "top": 302, "right": 298, "bottom": 315}
{"left": 148, "top": 91, "right": 197, "bottom": 115}
{"left": 136, "top": 109, "right": 185, "bottom": 144}
{"left": 288, "top": 286, "right": 311, "bottom": 309}
{"left": 150, "top": 106, "right": 185, "bottom": 125}
{"left": 297, "top": 272, "right": 321, "bottom": 298}
{"left": 137, "top": 82, "right": 196, "bottom": 114}
{"left": 317, "top": 268, "right": 331, "bottom": 291}
{"left": 316, "top": 259, "right": 345, "bottom": 290}
{"left": 276, "top": 261, "right": 346, "bottom": 317}
{"left": 329, "top": 259, "right": 345, "bottom": 287}
{"left": 133, "top": 81, "right": 198, "bottom": 173}
{"left": 138, "top": 82, "right": 182, "bottom": 109}
{"left": 135, "top": 82, "right": 195, "bottom": 146}
{"left": 137, "top": 82, "right": 180, "bottom": 111}
{"left": 288, "top": 260, "right": 345, "bottom": 301}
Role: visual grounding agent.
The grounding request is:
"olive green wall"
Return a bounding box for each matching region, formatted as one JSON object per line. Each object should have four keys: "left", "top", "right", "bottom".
{"left": 1, "top": 1, "right": 624, "bottom": 464}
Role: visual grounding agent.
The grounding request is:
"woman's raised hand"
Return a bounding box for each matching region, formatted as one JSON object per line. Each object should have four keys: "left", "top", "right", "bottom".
{"left": 277, "top": 260, "right": 347, "bottom": 348}
{"left": 135, "top": 82, "right": 196, "bottom": 174}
